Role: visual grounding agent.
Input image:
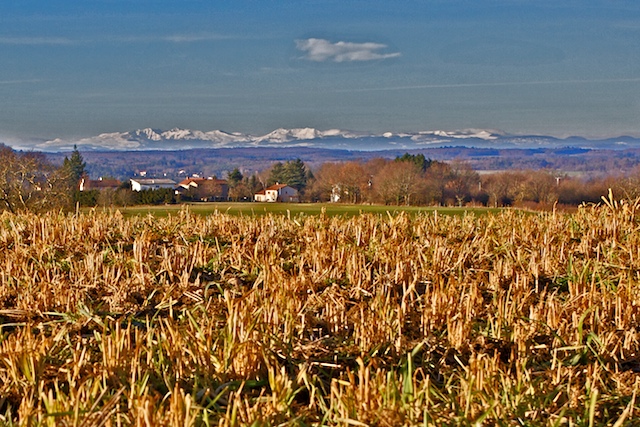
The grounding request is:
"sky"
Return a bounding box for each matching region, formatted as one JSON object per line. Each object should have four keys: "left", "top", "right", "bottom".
{"left": 1, "top": 0, "right": 640, "bottom": 143}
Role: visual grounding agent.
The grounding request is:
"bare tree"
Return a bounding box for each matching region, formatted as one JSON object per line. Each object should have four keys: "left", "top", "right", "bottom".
{"left": 482, "top": 172, "right": 514, "bottom": 207}
{"left": 311, "top": 162, "right": 370, "bottom": 203}
{"left": 424, "top": 161, "right": 453, "bottom": 205}
{"left": 445, "top": 160, "right": 478, "bottom": 206}
{"left": 374, "top": 161, "right": 425, "bottom": 205}
{"left": 0, "top": 145, "right": 72, "bottom": 213}
{"left": 524, "top": 170, "right": 558, "bottom": 204}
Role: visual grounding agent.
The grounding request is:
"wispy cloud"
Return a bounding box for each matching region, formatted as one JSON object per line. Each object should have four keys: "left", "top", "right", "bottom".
{"left": 329, "top": 78, "right": 640, "bottom": 93}
{"left": 112, "top": 33, "right": 236, "bottom": 43}
{"left": 0, "top": 36, "right": 74, "bottom": 45}
{"left": 0, "top": 79, "right": 43, "bottom": 85}
{"left": 161, "top": 33, "right": 233, "bottom": 43}
{"left": 0, "top": 33, "right": 236, "bottom": 46}
{"left": 296, "top": 38, "right": 400, "bottom": 62}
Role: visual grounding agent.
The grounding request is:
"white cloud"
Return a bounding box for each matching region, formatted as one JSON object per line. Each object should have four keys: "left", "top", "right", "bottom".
{"left": 296, "top": 38, "right": 400, "bottom": 62}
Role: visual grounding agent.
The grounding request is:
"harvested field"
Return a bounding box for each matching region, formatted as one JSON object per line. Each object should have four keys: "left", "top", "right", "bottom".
{"left": 1, "top": 196, "right": 640, "bottom": 425}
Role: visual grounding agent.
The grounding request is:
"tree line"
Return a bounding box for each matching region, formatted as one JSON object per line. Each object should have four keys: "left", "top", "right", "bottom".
{"left": 306, "top": 154, "right": 639, "bottom": 208}
{"left": 231, "top": 154, "right": 640, "bottom": 209}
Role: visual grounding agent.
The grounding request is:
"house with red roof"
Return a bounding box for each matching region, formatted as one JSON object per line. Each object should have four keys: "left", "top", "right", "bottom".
{"left": 254, "top": 184, "right": 299, "bottom": 202}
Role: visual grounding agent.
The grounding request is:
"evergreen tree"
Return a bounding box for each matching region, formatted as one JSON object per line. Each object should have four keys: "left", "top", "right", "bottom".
{"left": 268, "top": 162, "right": 286, "bottom": 186}
{"left": 228, "top": 168, "right": 243, "bottom": 186}
{"left": 395, "top": 153, "right": 432, "bottom": 172}
{"left": 247, "top": 174, "right": 261, "bottom": 192}
{"left": 267, "top": 159, "right": 309, "bottom": 191}
{"left": 63, "top": 145, "right": 86, "bottom": 183}
{"left": 282, "top": 158, "right": 308, "bottom": 191}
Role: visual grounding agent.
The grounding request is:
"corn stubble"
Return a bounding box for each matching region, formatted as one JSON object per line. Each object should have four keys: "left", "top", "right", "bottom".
{"left": 1, "top": 198, "right": 639, "bottom": 426}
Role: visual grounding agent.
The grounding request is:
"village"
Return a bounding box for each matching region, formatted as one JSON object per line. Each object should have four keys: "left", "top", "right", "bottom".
{"left": 80, "top": 176, "right": 300, "bottom": 203}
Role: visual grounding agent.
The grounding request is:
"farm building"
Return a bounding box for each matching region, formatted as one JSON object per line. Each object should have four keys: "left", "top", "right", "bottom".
{"left": 254, "top": 184, "right": 299, "bottom": 202}
{"left": 130, "top": 178, "right": 177, "bottom": 192}
{"left": 175, "top": 177, "right": 229, "bottom": 201}
{"left": 79, "top": 177, "right": 122, "bottom": 192}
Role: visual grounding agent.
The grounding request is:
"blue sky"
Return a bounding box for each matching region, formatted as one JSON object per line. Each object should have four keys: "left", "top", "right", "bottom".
{"left": 1, "top": 1, "right": 640, "bottom": 141}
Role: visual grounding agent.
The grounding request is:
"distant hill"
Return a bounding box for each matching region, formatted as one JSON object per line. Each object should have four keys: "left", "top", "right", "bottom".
{"left": 43, "top": 145, "right": 640, "bottom": 182}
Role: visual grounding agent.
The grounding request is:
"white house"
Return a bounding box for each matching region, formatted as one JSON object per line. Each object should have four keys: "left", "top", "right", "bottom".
{"left": 254, "top": 189, "right": 268, "bottom": 202}
{"left": 254, "top": 184, "right": 299, "bottom": 202}
{"left": 330, "top": 184, "right": 342, "bottom": 203}
{"left": 130, "top": 178, "right": 177, "bottom": 192}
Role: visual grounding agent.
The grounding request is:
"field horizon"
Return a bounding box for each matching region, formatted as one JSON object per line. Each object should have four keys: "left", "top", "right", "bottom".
{"left": 110, "top": 202, "right": 502, "bottom": 218}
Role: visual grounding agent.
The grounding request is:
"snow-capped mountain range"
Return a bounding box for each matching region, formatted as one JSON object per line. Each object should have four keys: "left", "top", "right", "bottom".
{"left": 12, "top": 127, "right": 640, "bottom": 152}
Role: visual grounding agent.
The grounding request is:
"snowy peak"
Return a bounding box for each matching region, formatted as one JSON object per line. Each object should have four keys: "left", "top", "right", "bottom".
{"left": 253, "top": 127, "right": 367, "bottom": 143}
{"left": 255, "top": 128, "right": 324, "bottom": 143}
{"left": 133, "top": 128, "right": 163, "bottom": 141}
{"left": 201, "top": 130, "right": 250, "bottom": 143}
{"left": 130, "top": 128, "right": 250, "bottom": 143}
